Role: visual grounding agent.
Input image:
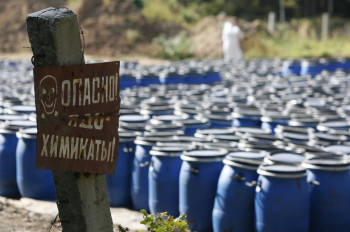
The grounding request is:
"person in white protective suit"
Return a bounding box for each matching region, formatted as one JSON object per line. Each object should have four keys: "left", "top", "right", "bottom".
{"left": 222, "top": 21, "right": 244, "bottom": 60}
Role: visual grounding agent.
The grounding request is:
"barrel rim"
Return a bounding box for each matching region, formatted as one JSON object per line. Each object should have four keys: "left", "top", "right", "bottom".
{"left": 223, "top": 158, "right": 259, "bottom": 170}
{"left": 257, "top": 165, "right": 307, "bottom": 178}
{"left": 180, "top": 155, "right": 224, "bottom": 162}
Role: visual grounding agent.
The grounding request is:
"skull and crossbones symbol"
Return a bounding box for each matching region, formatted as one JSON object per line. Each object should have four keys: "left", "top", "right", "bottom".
{"left": 39, "top": 75, "right": 58, "bottom": 118}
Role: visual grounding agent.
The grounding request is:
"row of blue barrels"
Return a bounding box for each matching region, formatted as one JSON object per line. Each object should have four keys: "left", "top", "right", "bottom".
{"left": 109, "top": 126, "right": 350, "bottom": 232}
{"left": 0, "top": 117, "right": 55, "bottom": 200}
{"left": 282, "top": 58, "right": 350, "bottom": 76}
{"left": 120, "top": 70, "right": 221, "bottom": 90}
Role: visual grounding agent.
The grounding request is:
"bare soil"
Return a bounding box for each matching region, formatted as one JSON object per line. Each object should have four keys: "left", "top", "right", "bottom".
{"left": 0, "top": 201, "right": 60, "bottom": 232}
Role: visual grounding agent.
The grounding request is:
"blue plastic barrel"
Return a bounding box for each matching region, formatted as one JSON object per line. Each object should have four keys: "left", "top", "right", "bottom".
{"left": 181, "top": 118, "right": 210, "bottom": 136}
{"left": 131, "top": 134, "right": 173, "bottom": 211}
{"left": 304, "top": 157, "right": 350, "bottom": 232}
{"left": 185, "top": 71, "right": 206, "bottom": 84}
{"left": 149, "top": 146, "right": 189, "bottom": 217}
{"left": 0, "top": 120, "right": 37, "bottom": 198}
{"left": 106, "top": 131, "right": 140, "bottom": 207}
{"left": 7, "top": 105, "right": 36, "bottom": 115}
{"left": 288, "top": 118, "right": 320, "bottom": 130}
{"left": 140, "top": 106, "right": 174, "bottom": 118}
{"left": 194, "top": 128, "right": 236, "bottom": 139}
{"left": 206, "top": 114, "right": 233, "bottom": 128}
{"left": 136, "top": 74, "right": 161, "bottom": 86}
{"left": 212, "top": 151, "right": 265, "bottom": 232}
{"left": 16, "top": 128, "right": 55, "bottom": 200}
{"left": 232, "top": 109, "right": 261, "bottom": 128}
{"left": 263, "top": 152, "right": 305, "bottom": 165}
{"left": 159, "top": 72, "right": 186, "bottom": 85}
{"left": 120, "top": 74, "right": 137, "bottom": 90}
{"left": 317, "top": 120, "right": 350, "bottom": 132}
{"left": 119, "top": 114, "right": 149, "bottom": 133}
{"left": 261, "top": 115, "right": 290, "bottom": 134}
{"left": 150, "top": 114, "right": 189, "bottom": 126}
{"left": 255, "top": 164, "right": 309, "bottom": 232}
{"left": 203, "top": 70, "right": 221, "bottom": 84}
{"left": 179, "top": 149, "right": 227, "bottom": 231}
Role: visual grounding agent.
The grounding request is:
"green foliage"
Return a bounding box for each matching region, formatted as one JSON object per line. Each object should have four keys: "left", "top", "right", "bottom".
{"left": 243, "top": 20, "right": 350, "bottom": 59}
{"left": 142, "top": 0, "right": 180, "bottom": 22}
{"left": 139, "top": 209, "right": 188, "bottom": 232}
{"left": 153, "top": 32, "right": 193, "bottom": 60}
{"left": 67, "top": 0, "right": 81, "bottom": 4}
{"left": 127, "top": 0, "right": 144, "bottom": 9}
{"left": 126, "top": 29, "right": 142, "bottom": 44}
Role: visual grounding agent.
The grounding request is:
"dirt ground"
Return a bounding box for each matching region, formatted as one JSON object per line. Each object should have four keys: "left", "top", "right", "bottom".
{"left": 0, "top": 200, "right": 60, "bottom": 232}
{"left": 0, "top": 196, "right": 146, "bottom": 232}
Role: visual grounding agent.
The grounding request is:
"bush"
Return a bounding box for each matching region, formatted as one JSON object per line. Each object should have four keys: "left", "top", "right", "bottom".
{"left": 139, "top": 209, "right": 188, "bottom": 232}
{"left": 116, "top": 210, "right": 188, "bottom": 232}
{"left": 153, "top": 32, "right": 193, "bottom": 60}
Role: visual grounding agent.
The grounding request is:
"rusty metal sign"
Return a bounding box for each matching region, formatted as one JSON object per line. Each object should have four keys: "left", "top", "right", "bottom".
{"left": 33, "top": 61, "right": 120, "bottom": 174}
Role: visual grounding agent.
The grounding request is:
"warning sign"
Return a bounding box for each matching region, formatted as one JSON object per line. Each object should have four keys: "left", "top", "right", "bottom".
{"left": 33, "top": 62, "right": 120, "bottom": 174}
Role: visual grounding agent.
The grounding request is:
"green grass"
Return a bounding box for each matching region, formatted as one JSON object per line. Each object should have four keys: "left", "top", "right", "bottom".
{"left": 67, "top": 0, "right": 81, "bottom": 4}
{"left": 246, "top": 36, "right": 350, "bottom": 59}
{"left": 243, "top": 23, "right": 350, "bottom": 59}
{"left": 141, "top": 0, "right": 199, "bottom": 26}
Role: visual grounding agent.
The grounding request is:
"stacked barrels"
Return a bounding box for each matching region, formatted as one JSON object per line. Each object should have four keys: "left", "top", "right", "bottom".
{"left": 1, "top": 58, "right": 350, "bottom": 232}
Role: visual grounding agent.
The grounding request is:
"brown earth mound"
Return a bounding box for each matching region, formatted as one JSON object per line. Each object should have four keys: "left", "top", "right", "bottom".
{"left": 0, "top": 0, "right": 258, "bottom": 59}
{"left": 0, "top": 0, "right": 183, "bottom": 58}
{"left": 0, "top": 0, "right": 66, "bottom": 53}
{"left": 77, "top": 0, "right": 183, "bottom": 57}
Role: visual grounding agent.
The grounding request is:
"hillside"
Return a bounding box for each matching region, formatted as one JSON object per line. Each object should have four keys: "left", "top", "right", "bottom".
{"left": 0, "top": 0, "right": 350, "bottom": 60}
{"left": 0, "top": 0, "right": 185, "bottom": 57}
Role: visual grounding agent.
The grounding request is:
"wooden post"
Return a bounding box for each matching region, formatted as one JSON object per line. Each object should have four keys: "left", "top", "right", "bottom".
{"left": 279, "top": 0, "right": 285, "bottom": 23}
{"left": 322, "top": 12, "right": 329, "bottom": 42}
{"left": 26, "top": 7, "right": 113, "bottom": 232}
{"left": 268, "top": 11, "right": 275, "bottom": 34}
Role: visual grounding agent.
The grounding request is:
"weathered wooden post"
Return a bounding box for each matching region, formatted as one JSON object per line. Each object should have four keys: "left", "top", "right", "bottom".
{"left": 279, "top": 0, "right": 285, "bottom": 23}
{"left": 322, "top": 12, "right": 329, "bottom": 42}
{"left": 268, "top": 11, "right": 275, "bottom": 34}
{"left": 26, "top": 7, "right": 119, "bottom": 232}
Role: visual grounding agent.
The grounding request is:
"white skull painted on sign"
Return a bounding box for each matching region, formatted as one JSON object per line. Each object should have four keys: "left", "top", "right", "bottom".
{"left": 39, "top": 75, "right": 58, "bottom": 118}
